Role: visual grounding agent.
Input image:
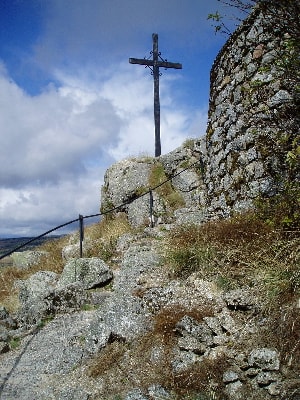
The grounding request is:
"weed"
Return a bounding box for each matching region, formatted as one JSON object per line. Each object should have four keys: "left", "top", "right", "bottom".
{"left": 37, "top": 316, "right": 54, "bottom": 329}
{"left": 9, "top": 337, "right": 21, "bottom": 350}
{"left": 80, "top": 304, "right": 96, "bottom": 311}
{"left": 85, "top": 213, "right": 132, "bottom": 261}
{"left": 183, "top": 138, "right": 195, "bottom": 150}
{"left": 265, "top": 305, "right": 300, "bottom": 372}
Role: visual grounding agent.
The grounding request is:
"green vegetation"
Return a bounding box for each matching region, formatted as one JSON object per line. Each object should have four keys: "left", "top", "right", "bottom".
{"left": 9, "top": 337, "right": 21, "bottom": 350}
{"left": 149, "top": 162, "right": 185, "bottom": 212}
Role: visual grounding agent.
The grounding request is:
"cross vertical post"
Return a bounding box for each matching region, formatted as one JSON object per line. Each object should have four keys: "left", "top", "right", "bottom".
{"left": 152, "top": 34, "right": 161, "bottom": 157}
{"left": 129, "top": 34, "right": 182, "bottom": 157}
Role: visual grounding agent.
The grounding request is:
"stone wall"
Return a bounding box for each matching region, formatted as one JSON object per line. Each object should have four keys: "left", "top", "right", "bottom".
{"left": 204, "top": 1, "right": 299, "bottom": 217}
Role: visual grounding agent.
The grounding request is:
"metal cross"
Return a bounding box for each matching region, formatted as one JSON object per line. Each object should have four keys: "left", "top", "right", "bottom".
{"left": 129, "top": 33, "right": 182, "bottom": 157}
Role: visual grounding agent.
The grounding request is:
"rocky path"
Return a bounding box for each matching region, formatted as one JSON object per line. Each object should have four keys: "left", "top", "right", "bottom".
{"left": 0, "top": 228, "right": 298, "bottom": 399}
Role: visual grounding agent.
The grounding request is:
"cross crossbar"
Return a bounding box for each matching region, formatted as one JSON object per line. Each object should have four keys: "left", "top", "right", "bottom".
{"left": 129, "top": 58, "right": 182, "bottom": 70}
{"left": 129, "top": 33, "right": 182, "bottom": 157}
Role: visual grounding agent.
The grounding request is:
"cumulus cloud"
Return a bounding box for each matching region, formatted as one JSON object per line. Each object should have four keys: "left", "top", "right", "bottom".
{"left": 0, "top": 61, "right": 208, "bottom": 236}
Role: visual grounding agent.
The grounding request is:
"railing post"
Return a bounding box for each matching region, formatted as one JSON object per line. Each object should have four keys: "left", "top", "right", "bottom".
{"left": 149, "top": 190, "right": 154, "bottom": 228}
{"left": 79, "top": 214, "right": 84, "bottom": 258}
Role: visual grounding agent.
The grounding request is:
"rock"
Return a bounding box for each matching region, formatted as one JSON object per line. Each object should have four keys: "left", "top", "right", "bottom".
{"left": 255, "top": 371, "right": 279, "bottom": 386}
{"left": 267, "top": 382, "right": 281, "bottom": 396}
{"left": 172, "top": 348, "right": 201, "bottom": 373}
{"left": 203, "top": 316, "right": 224, "bottom": 335}
{"left": 147, "top": 384, "right": 171, "bottom": 399}
{"left": 178, "top": 335, "right": 207, "bottom": 355}
{"left": 245, "top": 367, "right": 260, "bottom": 377}
{"left": 0, "top": 325, "right": 9, "bottom": 342}
{"left": 218, "top": 310, "right": 238, "bottom": 334}
{"left": 86, "top": 320, "right": 111, "bottom": 354}
{"left": 252, "top": 44, "right": 264, "bottom": 59}
{"left": 268, "top": 90, "right": 293, "bottom": 107}
{"left": 124, "top": 388, "right": 149, "bottom": 400}
{"left": 248, "top": 348, "right": 280, "bottom": 371}
{"left": 62, "top": 243, "right": 82, "bottom": 260}
{"left": 127, "top": 192, "right": 165, "bottom": 227}
{"left": 0, "top": 311, "right": 98, "bottom": 399}
{"left": 174, "top": 207, "right": 208, "bottom": 225}
{"left": 58, "top": 257, "right": 113, "bottom": 289}
{"left": 18, "top": 271, "right": 59, "bottom": 303}
{"left": 223, "top": 369, "right": 240, "bottom": 383}
{"left": 17, "top": 271, "right": 59, "bottom": 325}
{"left": 62, "top": 238, "right": 96, "bottom": 260}
{"left": 175, "top": 315, "right": 214, "bottom": 347}
{"left": 44, "top": 283, "right": 89, "bottom": 315}
{"left": 224, "top": 380, "right": 244, "bottom": 400}
{"left": 224, "top": 288, "right": 255, "bottom": 311}
{"left": 0, "top": 316, "right": 18, "bottom": 330}
{"left": 101, "top": 158, "right": 154, "bottom": 227}
{"left": 0, "top": 306, "right": 9, "bottom": 320}
{"left": 0, "top": 307, "right": 18, "bottom": 331}
{"left": 91, "top": 293, "right": 151, "bottom": 343}
{"left": 17, "top": 271, "right": 91, "bottom": 325}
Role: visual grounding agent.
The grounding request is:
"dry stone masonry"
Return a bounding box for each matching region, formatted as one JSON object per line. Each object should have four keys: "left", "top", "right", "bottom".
{"left": 204, "top": 2, "right": 299, "bottom": 217}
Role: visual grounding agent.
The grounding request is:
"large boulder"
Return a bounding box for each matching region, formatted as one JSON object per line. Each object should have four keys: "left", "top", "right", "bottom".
{"left": 17, "top": 271, "right": 59, "bottom": 325}
{"left": 58, "top": 257, "right": 113, "bottom": 289}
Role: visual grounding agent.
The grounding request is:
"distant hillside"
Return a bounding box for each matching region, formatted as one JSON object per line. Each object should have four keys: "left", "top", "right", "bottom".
{"left": 0, "top": 236, "right": 61, "bottom": 260}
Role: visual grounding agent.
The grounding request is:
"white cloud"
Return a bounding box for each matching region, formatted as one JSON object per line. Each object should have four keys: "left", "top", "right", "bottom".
{"left": 0, "top": 62, "right": 208, "bottom": 236}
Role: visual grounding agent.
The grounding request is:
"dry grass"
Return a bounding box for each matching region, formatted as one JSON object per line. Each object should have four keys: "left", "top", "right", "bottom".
{"left": 84, "top": 213, "right": 131, "bottom": 243}
{"left": 149, "top": 163, "right": 185, "bottom": 212}
{"left": 84, "top": 213, "right": 132, "bottom": 261}
{"left": 88, "top": 340, "right": 128, "bottom": 378}
{"left": 265, "top": 305, "right": 300, "bottom": 372}
{"left": 165, "top": 214, "right": 300, "bottom": 297}
{"left": 173, "top": 356, "right": 228, "bottom": 399}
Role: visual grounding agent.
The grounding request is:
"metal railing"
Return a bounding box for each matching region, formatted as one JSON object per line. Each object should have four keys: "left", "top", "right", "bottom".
{"left": 0, "top": 160, "right": 201, "bottom": 261}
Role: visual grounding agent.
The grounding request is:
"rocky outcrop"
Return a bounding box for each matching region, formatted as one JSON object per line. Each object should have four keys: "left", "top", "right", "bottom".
{"left": 101, "top": 141, "right": 208, "bottom": 228}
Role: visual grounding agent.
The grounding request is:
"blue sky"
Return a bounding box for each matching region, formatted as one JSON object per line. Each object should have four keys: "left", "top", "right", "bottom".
{"left": 0, "top": 0, "right": 246, "bottom": 237}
